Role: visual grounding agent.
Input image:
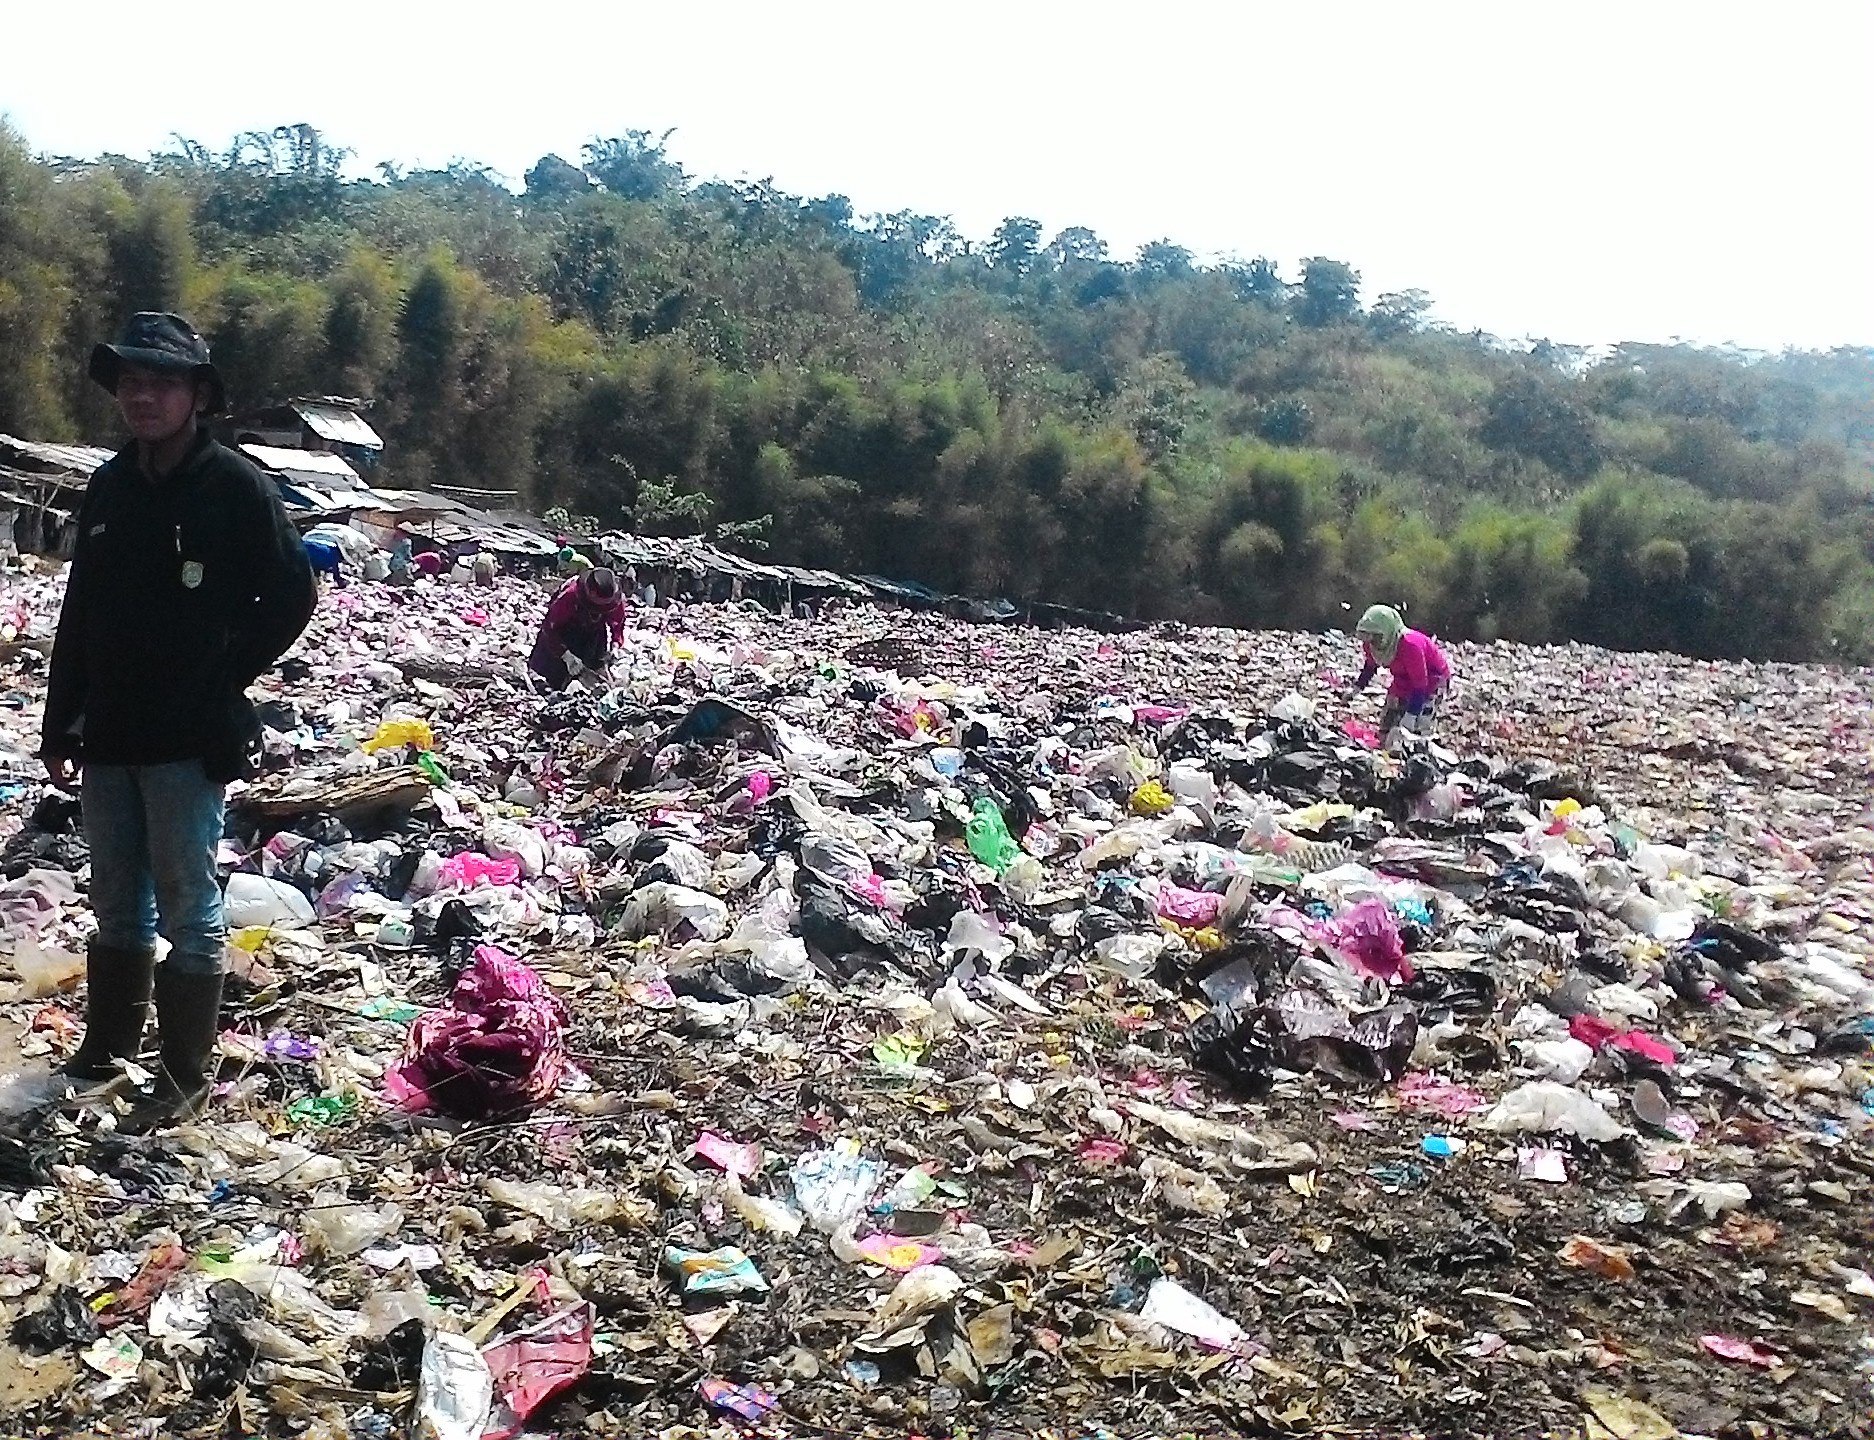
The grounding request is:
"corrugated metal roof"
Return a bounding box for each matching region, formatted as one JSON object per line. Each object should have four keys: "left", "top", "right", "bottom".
{"left": 354, "top": 489, "right": 466, "bottom": 516}
{"left": 293, "top": 403, "right": 384, "bottom": 450}
{"left": 240, "top": 443, "right": 362, "bottom": 484}
{"left": 0, "top": 434, "right": 116, "bottom": 476}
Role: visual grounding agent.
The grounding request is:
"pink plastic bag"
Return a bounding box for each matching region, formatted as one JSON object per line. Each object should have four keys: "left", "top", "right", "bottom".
{"left": 694, "top": 1131, "right": 763, "bottom": 1181}
{"left": 1322, "top": 898, "right": 1414, "bottom": 982}
{"left": 1397, "top": 1072, "right": 1487, "bottom": 1118}
{"left": 1341, "top": 718, "right": 1382, "bottom": 749}
{"left": 439, "top": 852, "right": 523, "bottom": 890}
{"left": 1156, "top": 884, "right": 1222, "bottom": 928}
{"left": 1700, "top": 1334, "right": 1778, "bottom": 1368}
{"left": 1612, "top": 1029, "right": 1676, "bottom": 1065}
{"left": 1568, "top": 1013, "right": 1622, "bottom": 1050}
{"left": 384, "top": 946, "right": 567, "bottom": 1120}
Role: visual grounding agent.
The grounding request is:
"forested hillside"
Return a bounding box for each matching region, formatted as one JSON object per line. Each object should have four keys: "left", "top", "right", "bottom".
{"left": 3, "top": 123, "right": 1872, "bottom": 659}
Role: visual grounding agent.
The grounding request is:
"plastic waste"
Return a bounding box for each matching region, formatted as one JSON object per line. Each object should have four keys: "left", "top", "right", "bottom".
{"left": 484, "top": 1178, "right": 634, "bottom": 1230}
{"left": 483, "top": 1304, "right": 595, "bottom": 1428}
{"left": 722, "top": 1177, "right": 804, "bottom": 1236}
{"left": 224, "top": 872, "right": 316, "bottom": 929}
{"left": 791, "top": 1140, "right": 886, "bottom": 1233}
{"left": 439, "top": 852, "right": 523, "bottom": 889}
{"left": 10, "top": 1285, "right": 100, "bottom": 1350}
{"left": 415, "top": 1330, "right": 494, "bottom": 1440}
{"left": 617, "top": 882, "right": 730, "bottom": 941}
{"left": 1165, "top": 761, "right": 1218, "bottom": 810}
{"left": 1128, "top": 779, "right": 1176, "bottom": 816}
{"left": 9, "top": 940, "right": 85, "bottom": 997}
{"left": 1140, "top": 1277, "right": 1247, "bottom": 1349}
{"left": 701, "top": 1377, "right": 780, "bottom": 1420}
{"left": 302, "top": 1192, "right": 405, "bottom": 1258}
{"left": 360, "top": 717, "right": 436, "bottom": 755}
{"left": 946, "top": 908, "right": 1014, "bottom": 964}
{"left": 966, "top": 797, "right": 1023, "bottom": 873}
{"left": 1271, "top": 691, "right": 1317, "bottom": 724}
{"left": 866, "top": 1264, "right": 964, "bottom": 1337}
{"left": 664, "top": 1244, "right": 770, "bottom": 1294}
{"left": 1483, "top": 1081, "right": 1626, "bottom": 1142}
{"left": 482, "top": 818, "right": 548, "bottom": 877}
{"left": 385, "top": 947, "right": 568, "bottom": 1120}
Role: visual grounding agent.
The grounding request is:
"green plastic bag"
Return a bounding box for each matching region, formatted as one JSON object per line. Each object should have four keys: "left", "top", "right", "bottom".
{"left": 966, "top": 796, "right": 1022, "bottom": 874}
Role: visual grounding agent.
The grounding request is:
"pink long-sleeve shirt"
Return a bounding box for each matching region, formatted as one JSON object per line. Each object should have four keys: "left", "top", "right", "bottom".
{"left": 1362, "top": 628, "right": 1451, "bottom": 711}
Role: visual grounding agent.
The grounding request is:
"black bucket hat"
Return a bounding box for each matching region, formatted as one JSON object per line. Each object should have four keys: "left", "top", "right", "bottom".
{"left": 89, "top": 312, "right": 227, "bottom": 415}
{"left": 583, "top": 567, "right": 620, "bottom": 602}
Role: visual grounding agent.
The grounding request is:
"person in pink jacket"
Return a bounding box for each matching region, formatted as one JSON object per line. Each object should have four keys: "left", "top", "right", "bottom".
{"left": 1351, "top": 604, "right": 1451, "bottom": 736}
{"left": 528, "top": 567, "right": 628, "bottom": 690}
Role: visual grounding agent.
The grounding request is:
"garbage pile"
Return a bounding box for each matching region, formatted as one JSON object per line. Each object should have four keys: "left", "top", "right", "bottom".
{"left": 0, "top": 570, "right": 1869, "bottom": 1440}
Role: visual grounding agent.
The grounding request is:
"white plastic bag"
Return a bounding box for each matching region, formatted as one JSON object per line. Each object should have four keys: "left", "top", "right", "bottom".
{"left": 1483, "top": 1081, "right": 1625, "bottom": 1142}
{"left": 481, "top": 818, "right": 548, "bottom": 878}
{"left": 1140, "top": 1277, "right": 1246, "bottom": 1348}
{"left": 224, "top": 873, "right": 316, "bottom": 929}
{"left": 617, "top": 882, "right": 729, "bottom": 942}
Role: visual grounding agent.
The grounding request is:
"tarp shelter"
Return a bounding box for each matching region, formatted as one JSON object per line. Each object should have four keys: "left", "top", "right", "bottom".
{"left": 856, "top": 575, "right": 952, "bottom": 609}
{"left": 240, "top": 443, "right": 378, "bottom": 518}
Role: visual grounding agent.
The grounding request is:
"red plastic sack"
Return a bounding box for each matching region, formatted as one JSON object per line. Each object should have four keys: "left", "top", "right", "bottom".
{"left": 384, "top": 946, "right": 568, "bottom": 1120}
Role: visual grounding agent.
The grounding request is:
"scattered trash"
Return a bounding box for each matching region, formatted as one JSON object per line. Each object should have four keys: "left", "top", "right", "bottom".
{"left": 415, "top": 1330, "right": 495, "bottom": 1440}
{"left": 0, "top": 572, "right": 1861, "bottom": 1436}
{"left": 1561, "top": 1235, "right": 1637, "bottom": 1283}
{"left": 483, "top": 1303, "right": 595, "bottom": 1430}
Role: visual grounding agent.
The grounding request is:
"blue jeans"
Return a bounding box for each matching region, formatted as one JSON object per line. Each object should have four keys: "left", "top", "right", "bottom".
{"left": 82, "top": 761, "right": 227, "bottom": 975}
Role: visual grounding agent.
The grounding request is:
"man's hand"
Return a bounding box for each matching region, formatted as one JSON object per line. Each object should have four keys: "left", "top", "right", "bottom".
{"left": 42, "top": 751, "right": 80, "bottom": 788}
{"left": 564, "top": 653, "right": 584, "bottom": 678}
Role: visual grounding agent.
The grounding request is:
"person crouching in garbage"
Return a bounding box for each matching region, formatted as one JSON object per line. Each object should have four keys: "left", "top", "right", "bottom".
{"left": 44, "top": 313, "right": 316, "bottom": 1131}
{"left": 528, "top": 566, "right": 628, "bottom": 690}
{"left": 1350, "top": 603, "right": 1451, "bottom": 738}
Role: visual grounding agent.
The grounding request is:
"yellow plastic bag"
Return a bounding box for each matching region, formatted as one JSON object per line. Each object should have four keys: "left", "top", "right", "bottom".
{"left": 1129, "top": 780, "right": 1175, "bottom": 817}
{"left": 360, "top": 718, "right": 435, "bottom": 755}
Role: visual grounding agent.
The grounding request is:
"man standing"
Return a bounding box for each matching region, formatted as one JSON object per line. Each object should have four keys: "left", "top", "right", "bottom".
{"left": 43, "top": 313, "right": 316, "bottom": 1131}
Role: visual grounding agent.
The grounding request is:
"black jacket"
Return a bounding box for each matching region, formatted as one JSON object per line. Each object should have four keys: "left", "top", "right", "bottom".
{"left": 43, "top": 432, "right": 316, "bottom": 777}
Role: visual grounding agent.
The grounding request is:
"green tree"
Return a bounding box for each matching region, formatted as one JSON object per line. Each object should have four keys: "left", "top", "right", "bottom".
{"left": 988, "top": 217, "right": 1043, "bottom": 276}
{"left": 523, "top": 153, "right": 594, "bottom": 205}
{"left": 583, "top": 130, "right": 684, "bottom": 201}
{"left": 1479, "top": 372, "right": 1602, "bottom": 482}
{"left": 1295, "top": 257, "right": 1361, "bottom": 327}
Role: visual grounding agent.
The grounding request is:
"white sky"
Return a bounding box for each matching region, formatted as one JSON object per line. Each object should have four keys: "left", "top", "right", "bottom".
{"left": 6, "top": 0, "right": 1871, "bottom": 351}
